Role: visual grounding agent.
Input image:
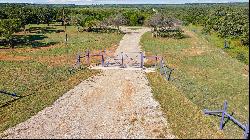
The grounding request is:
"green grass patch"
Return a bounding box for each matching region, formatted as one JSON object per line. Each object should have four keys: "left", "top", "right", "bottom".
{"left": 186, "top": 24, "right": 249, "bottom": 64}
{"left": 141, "top": 30, "right": 249, "bottom": 138}
{"left": 0, "top": 60, "right": 99, "bottom": 133}
{"left": 0, "top": 24, "right": 123, "bottom": 133}
{"left": 147, "top": 72, "right": 224, "bottom": 139}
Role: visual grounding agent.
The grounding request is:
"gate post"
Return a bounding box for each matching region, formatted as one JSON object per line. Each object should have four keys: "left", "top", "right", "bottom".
{"left": 76, "top": 52, "right": 81, "bottom": 68}
{"left": 220, "top": 100, "right": 228, "bottom": 130}
{"left": 86, "top": 49, "right": 90, "bottom": 66}
{"left": 160, "top": 57, "right": 164, "bottom": 74}
{"left": 140, "top": 52, "right": 144, "bottom": 68}
{"left": 155, "top": 56, "right": 158, "bottom": 67}
{"left": 121, "top": 52, "right": 124, "bottom": 68}
{"left": 101, "top": 54, "right": 104, "bottom": 67}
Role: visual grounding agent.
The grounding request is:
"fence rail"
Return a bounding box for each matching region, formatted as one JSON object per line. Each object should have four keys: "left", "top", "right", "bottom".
{"left": 159, "top": 58, "right": 174, "bottom": 81}
{"left": 0, "top": 90, "right": 20, "bottom": 97}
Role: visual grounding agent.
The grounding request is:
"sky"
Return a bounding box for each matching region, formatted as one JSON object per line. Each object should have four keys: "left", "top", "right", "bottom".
{"left": 0, "top": 0, "right": 248, "bottom": 5}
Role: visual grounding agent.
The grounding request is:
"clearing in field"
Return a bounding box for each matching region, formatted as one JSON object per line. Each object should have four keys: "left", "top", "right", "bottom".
{"left": 1, "top": 27, "right": 176, "bottom": 139}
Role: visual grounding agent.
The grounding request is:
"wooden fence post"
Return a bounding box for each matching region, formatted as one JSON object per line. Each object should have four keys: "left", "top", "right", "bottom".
{"left": 86, "top": 49, "right": 90, "bottom": 66}
{"left": 121, "top": 52, "right": 124, "bottom": 68}
{"left": 101, "top": 54, "right": 104, "bottom": 67}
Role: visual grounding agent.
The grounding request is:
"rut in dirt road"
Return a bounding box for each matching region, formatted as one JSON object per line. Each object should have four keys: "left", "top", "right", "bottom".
{"left": 1, "top": 27, "right": 176, "bottom": 139}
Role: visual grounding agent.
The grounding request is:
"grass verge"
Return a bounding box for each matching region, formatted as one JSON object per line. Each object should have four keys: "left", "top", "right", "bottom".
{"left": 142, "top": 28, "right": 249, "bottom": 138}
{"left": 147, "top": 72, "right": 224, "bottom": 139}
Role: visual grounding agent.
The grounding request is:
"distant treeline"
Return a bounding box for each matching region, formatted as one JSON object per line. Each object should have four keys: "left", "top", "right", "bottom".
{"left": 0, "top": 2, "right": 248, "bottom": 8}
{"left": 0, "top": 4, "right": 153, "bottom": 26}
{"left": 0, "top": 3, "right": 249, "bottom": 46}
{"left": 160, "top": 5, "right": 249, "bottom": 46}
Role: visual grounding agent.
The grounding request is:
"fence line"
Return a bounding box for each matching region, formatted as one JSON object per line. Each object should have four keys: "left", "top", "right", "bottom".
{"left": 74, "top": 50, "right": 175, "bottom": 81}
{"left": 159, "top": 58, "right": 174, "bottom": 81}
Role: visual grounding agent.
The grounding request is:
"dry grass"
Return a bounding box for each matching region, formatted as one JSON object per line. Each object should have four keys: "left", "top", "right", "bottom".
{"left": 141, "top": 28, "right": 249, "bottom": 138}
{"left": 0, "top": 24, "right": 123, "bottom": 133}
{"left": 147, "top": 72, "right": 225, "bottom": 139}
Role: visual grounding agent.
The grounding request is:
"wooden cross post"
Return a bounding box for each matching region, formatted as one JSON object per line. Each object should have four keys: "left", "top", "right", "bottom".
{"left": 220, "top": 100, "right": 228, "bottom": 130}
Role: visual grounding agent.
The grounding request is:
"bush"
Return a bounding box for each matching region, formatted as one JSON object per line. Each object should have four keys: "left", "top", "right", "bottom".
{"left": 236, "top": 52, "right": 247, "bottom": 63}
{"left": 158, "top": 28, "right": 184, "bottom": 39}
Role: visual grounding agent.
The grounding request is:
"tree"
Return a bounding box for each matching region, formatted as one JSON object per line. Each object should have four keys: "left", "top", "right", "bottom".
{"left": 0, "top": 9, "right": 7, "bottom": 19}
{"left": 85, "top": 19, "right": 100, "bottom": 32}
{"left": 110, "top": 14, "right": 128, "bottom": 32}
{"left": 41, "top": 8, "right": 55, "bottom": 26}
{"left": 161, "top": 18, "right": 175, "bottom": 30}
{"left": 123, "top": 11, "right": 145, "bottom": 26}
{"left": 145, "top": 13, "right": 163, "bottom": 37}
{"left": 146, "top": 13, "right": 171, "bottom": 37}
{"left": 146, "top": 13, "right": 182, "bottom": 38}
{"left": 76, "top": 16, "right": 100, "bottom": 32}
{"left": 99, "top": 17, "right": 112, "bottom": 31}
{"left": 0, "top": 19, "right": 22, "bottom": 48}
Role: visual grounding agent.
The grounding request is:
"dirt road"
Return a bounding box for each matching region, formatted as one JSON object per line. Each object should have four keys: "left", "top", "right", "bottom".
{"left": 1, "top": 27, "right": 175, "bottom": 139}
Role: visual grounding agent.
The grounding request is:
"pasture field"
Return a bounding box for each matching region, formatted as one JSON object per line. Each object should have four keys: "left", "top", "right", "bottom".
{"left": 142, "top": 28, "right": 249, "bottom": 139}
{"left": 0, "top": 24, "right": 123, "bottom": 133}
{"left": 186, "top": 25, "right": 249, "bottom": 65}
{"left": 0, "top": 2, "right": 249, "bottom": 139}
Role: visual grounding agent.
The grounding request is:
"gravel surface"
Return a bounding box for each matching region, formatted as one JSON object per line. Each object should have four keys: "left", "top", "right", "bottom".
{"left": 105, "top": 27, "right": 151, "bottom": 68}
{"left": 1, "top": 27, "right": 175, "bottom": 139}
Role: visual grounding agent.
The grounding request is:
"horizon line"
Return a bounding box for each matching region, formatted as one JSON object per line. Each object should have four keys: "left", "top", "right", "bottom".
{"left": 0, "top": 1, "right": 249, "bottom": 5}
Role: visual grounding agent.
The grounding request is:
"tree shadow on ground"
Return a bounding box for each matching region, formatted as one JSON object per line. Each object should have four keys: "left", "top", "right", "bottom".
{"left": 158, "top": 33, "right": 191, "bottom": 39}
{"left": 82, "top": 27, "right": 119, "bottom": 33}
{"left": 0, "top": 34, "right": 59, "bottom": 49}
{"left": 29, "top": 26, "right": 64, "bottom": 34}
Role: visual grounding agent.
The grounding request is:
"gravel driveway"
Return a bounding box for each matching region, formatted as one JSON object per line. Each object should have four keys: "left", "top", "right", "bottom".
{"left": 1, "top": 27, "right": 175, "bottom": 139}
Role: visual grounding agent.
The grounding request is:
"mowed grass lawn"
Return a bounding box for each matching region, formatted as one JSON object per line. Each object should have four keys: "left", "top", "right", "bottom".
{"left": 141, "top": 28, "right": 249, "bottom": 139}
{"left": 0, "top": 24, "right": 123, "bottom": 133}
